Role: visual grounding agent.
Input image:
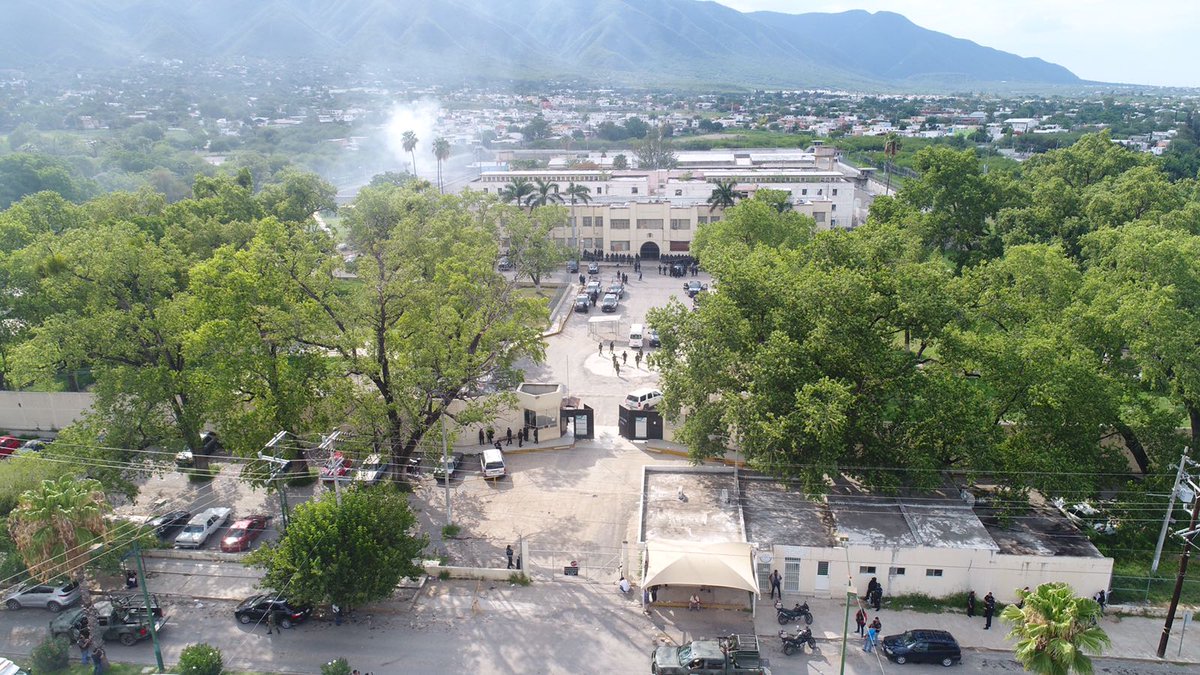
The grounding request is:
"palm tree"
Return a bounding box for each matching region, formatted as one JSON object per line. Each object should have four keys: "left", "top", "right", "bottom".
{"left": 499, "top": 178, "right": 536, "bottom": 207}
{"left": 527, "top": 179, "right": 562, "bottom": 210}
{"left": 563, "top": 182, "right": 592, "bottom": 253}
{"left": 402, "top": 130, "right": 419, "bottom": 178}
{"left": 10, "top": 476, "right": 109, "bottom": 645}
{"left": 1001, "top": 583, "right": 1111, "bottom": 675}
{"left": 432, "top": 137, "right": 451, "bottom": 193}
{"left": 706, "top": 180, "right": 742, "bottom": 212}
{"left": 883, "top": 132, "right": 902, "bottom": 195}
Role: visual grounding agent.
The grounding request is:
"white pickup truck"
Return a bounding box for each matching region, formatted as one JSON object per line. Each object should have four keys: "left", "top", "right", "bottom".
{"left": 173, "top": 507, "right": 232, "bottom": 549}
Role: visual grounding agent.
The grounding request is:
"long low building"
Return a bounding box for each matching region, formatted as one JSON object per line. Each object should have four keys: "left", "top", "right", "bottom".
{"left": 640, "top": 467, "right": 1113, "bottom": 605}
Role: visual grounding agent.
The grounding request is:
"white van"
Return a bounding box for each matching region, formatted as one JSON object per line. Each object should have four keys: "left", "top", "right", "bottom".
{"left": 629, "top": 323, "right": 644, "bottom": 349}
{"left": 481, "top": 448, "right": 507, "bottom": 479}
{"left": 624, "top": 388, "right": 663, "bottom": 410}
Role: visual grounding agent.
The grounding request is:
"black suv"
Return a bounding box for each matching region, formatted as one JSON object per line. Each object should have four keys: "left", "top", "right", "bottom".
{"left": 234, "top": 594, "right": 312, "bottom": 629}
{"left": 881, "top": 629, "right": 961, "bottom": 667}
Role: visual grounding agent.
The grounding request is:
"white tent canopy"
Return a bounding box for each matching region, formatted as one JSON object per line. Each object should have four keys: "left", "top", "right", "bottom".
{"left": 642, "top": 539, "right": 759, "bottom": 594}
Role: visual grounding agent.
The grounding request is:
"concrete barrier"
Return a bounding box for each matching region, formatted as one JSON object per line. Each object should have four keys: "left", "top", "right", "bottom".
{"left": 423, "top": 562, "right": 521, "bottom": 582}
{"left": 0, "top": 391, "right": 94, "bottom": 433}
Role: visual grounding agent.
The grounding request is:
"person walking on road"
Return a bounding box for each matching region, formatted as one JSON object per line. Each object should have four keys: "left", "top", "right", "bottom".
{"left": 855, "top": 608, "right": 867, "bottom": 636}
{"left": 966, "top": 590, "right": 976, "bottom": 618}
{"left": 983, "top": 592, "right": 996, "bottom": 629}
{"left": 622, "top": 351, "right": 628, "bottom": 365}
{"left": 506, "top": 544, "right": 514, "bottom": 569}
{"left": 505, "top": 427, "right": 512, "bottom": 446}
{"left": 769, "top": 569, "right": 782, "bottom": 600}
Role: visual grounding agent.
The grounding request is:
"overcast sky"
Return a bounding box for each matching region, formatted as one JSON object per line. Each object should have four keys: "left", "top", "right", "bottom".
{"left": 711, "top": 0, "right": 1197, "bottom": 87}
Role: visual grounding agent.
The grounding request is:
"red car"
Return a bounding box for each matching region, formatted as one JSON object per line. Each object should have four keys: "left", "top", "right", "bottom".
{"left": 219, "top": 515, "right": 268, "bottom": 553}
{"left": 319, "top": 451, "right": 353, "bottom": 483}
{"left": 0, "top": 436, "right": 20, "bottom": 458}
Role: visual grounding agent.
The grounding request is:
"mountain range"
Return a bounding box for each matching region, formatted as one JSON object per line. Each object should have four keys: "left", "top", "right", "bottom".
{"left": 2, "top": 0, "right": 1081, "bottom": 89}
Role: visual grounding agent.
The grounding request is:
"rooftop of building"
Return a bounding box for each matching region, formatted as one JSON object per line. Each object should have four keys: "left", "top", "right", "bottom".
{"left": 740, "top": 478, "right": 836, "bottom": 547}
{"left": 640, "top": 467, "right": 744, "bottom": 544}
{"left": 974, "top": 499, "right": 1104, "bottom": 558}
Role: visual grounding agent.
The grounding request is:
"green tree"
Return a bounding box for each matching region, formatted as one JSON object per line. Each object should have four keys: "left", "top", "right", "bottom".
{"left": 256, "top": 170, "right": 337, "bottom": 223}
{"left": 0, "top": 154, "right": 95, "bottom": 209}
{"left": 1001, "top": 583, "right": 1110, "bottom": 674}
{"left": 401, "top": 130, "right": 419, "bottom": 178}
{"left": 632, "top": 129, "right": 678, "bottom": 169}
{"left": 322, "top": 658, "right": 353, "bottom": 675}
{"left": 177, "top": 643, "right": 224, "bottom": 675}
{"left": 506, "top": 204, "right": 569, "bottom": 287}
{"left": 611, "top": 154, "right": 628, "bottom": 170}
{"left": 9, "top": 476, "right": 108, "bottom": 645}
{"left": 247, "top": 486, "right": 429, "bottom": 608}
{"left": 432, "top": 137, "right": 451, "bottom": 193}
{"left": 527, "top": 179, "right": 562, "bottom": 209}
{"left": 498, "top": 178, "right": 535, "bottom": 207}
{"left": 705, "top": 180, "right": 743, "bottom": 212}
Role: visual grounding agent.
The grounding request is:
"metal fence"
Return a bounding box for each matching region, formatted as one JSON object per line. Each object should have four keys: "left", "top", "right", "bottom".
{"left": 1109, "top": 573, "right": 1200, "bottom": 605}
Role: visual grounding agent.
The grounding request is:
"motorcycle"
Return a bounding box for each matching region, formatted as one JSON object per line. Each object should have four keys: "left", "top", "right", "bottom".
{"left": 780, "top": 627, "right": 817, "bottom": 655}
{"left": 775, "top": 599, "right": 814, "bottom": 625}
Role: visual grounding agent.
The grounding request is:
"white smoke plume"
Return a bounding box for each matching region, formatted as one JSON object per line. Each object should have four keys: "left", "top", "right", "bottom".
{"left": 384, "top": 99, "right": 443, "bottom": 180}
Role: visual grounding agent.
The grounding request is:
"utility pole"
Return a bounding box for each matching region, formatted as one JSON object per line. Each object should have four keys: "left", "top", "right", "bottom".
{"left": 1157, "top": 478, "right": 1200, "bottom": 658}
{"left": 318, "top": 431, "right": 344, "bottom": 506}
{"left": 1152, "top": 452, "right": 1191, "bottom": 573}
{"left": 441, "top": 416, "right": 452, "bottom": 526}
{"left": 131, "top": 541, "right": 164, "bottom": 672}
{"left": 260, "top": 430, "right": 295, "bottom": 532}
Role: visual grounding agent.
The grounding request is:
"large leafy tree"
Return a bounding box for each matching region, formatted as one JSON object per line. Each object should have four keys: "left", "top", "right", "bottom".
{"left": 505, "top": 204, "right": 569, "bottom": 288}
{"left": 633, "top": 128, "right": 678, "bottom": 169}
{"left": 246, "top": 486, "right": 427, "bottom": 608}
{"left": 279, "top": 184, "right": 546, "bottom": 470}
{"left": 1001, "top": 583, "right": 1110, "bottom": 675}
{"left": 9, "top": 476, "right": 108, "bottom": 644}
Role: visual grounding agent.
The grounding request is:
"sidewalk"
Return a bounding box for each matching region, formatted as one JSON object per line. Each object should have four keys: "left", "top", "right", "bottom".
{"left": 754, "top": 593, "right": 1200, "bottom": 664}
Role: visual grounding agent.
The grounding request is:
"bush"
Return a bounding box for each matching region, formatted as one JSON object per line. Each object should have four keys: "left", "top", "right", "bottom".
{"left": 29, "top": 636, "right": 70, "bottom": 673}
{"left": 321, "top": 658, "right": 352, "bottom": 675}
{"left": 441, "top": 523, "right": 461, "bottom": 538}
{"left": 177, "top": 642, "right": 224, "bottom": 675}
{"left": 508, "top": 572, "right": 532, "bottom": 586}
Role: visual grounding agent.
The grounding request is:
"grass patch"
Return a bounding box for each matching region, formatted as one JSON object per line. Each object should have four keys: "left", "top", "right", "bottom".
{"left": 441, "top": 523, "right": 462, "bottom": 538}
{"left": 183, "top": 464, "right": 219, "bottom": 483}
{"left": 438, "top": 569, "right": 451, "bottom": 580}
{"left": 1107, "top": 559, "right": 1200, "bottom": 605}
{"left": 885, "top": 592, "right": 1007, "bottom": 615}
{"left": 508, "top": 572, "right": 532, "bottom": 586}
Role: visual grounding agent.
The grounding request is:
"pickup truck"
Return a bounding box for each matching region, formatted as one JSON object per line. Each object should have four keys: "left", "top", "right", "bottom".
{"left": 652, "top": 634, "right": 768, "bottom": 675}
{"left": 49, "top": 599, "right": 167, "bottom": 646}
{"left": 173, "top": 507, "right": 232, "bottom": 548}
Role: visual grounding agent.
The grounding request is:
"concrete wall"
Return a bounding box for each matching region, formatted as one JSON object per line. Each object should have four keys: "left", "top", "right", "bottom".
{"left": 0, "top": 391, "right": 94, "bottom": 433}
{"left": 765, "top": 543, "right": 1113, "bottom": 605}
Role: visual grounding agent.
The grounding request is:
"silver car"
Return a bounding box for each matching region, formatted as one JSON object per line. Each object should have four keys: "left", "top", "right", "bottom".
{"left": 4, "top": 580, "right": 80, "bottom": 612}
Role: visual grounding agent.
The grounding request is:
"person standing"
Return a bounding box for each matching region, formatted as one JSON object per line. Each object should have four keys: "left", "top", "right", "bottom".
{"left": 854, "top": 607, "right": 867, "bottom": 636}
{"left": 864, "top": 624, "right": 878, "bottom": 653}
{"left": 870, "top": 616, "right": 882, "bottom": 634}
{"left": 506, "top": 544, "right": 514, "bottom": 569}
{"left": 1017, "top": 586, "right": 1029, "bottom": 609}
{"left": 622, "top": 351, "right": 628, "bottom": 365}
{"left": 966, "top": 590, "right": 977, "bottom": 618}
{"left": 78, "top": 634, "right": 92, "bottom": 665}
{"left": 599, "top": 341, "right": 604, "bottom": 354}
{"left": 983, "top": 592, "right": 996, "bottom": 629}
{"left": 91, "top": 645, "right": 106, "bottom": 675}
{"left": 332, "top": 603, "right": 343, "bottom": 626}
{"left": 478, "top": 428, "right": 485, "bottom": 446}
{"left": 635, "top": 351, "right": 642, "bottom": 368}
{"left": 486, "top": 428, "right": 494, "bottom": 445}
{"left": 1096, "top": 589, "right": 1107, "bottom": 614}
{"left": 533, "top": 427, "right": 539, "bottom": 444}
{"left": 769, "top": 569, "right": 782, "bottom": 600}
{"left": 267, "top": 607, "right": 279, "bottom": 635}
{"left": 609, "top": 340, "right": 615, "bottom": 353}
{"left": 505, "top": 427, "right": 513, "bottom": 446}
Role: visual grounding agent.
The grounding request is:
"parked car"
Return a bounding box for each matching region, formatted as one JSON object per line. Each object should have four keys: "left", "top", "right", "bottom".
{"left": 433, "top": 452, "right": 465, "bottom": 483}
{"left": 881, "top": 629, "right": 962, "bottom": 666}
{"left": 566, "top": 260, "right": 579, "bottom": 273}
{"left": 497, "top": 256, "right": 514, "bottom": 271}
{"left": 647, "top": 327, "right": 661, "bottom": 347}
{"left": 601, "top": 293, "right": 619, "bottom": 312}
{"left": 4, "top": 580, "right": 80, "bottom": 612}
{"left": 0, "top": 436, "right": 20, "bottom": 458}
{"left": 353, "top": 453, "right": 389, "bottom": 485}
{"left": 607, "top": 283, "right": 624, "bottom": 299}
{"left": 586, "top": 280, "right": 602, "bottom": 295}
{"left": 145, "top": 510, "right": 191, "bottom": 540}
{"left": 1051, "top": 497, "right": 1118, "bottom": 535}
{"left": 684, "top": 280, "right": 707, "bottom": 297}
{"left": 16, "top": 439, "right": 46, "bottom": 455}
{"left": 173, "top": 507, "right": 232, "bottom": 549}
{"left": 625, "top": 388, "right": 663, "bottom": 410}
{"left": 220, "top": 515, "right": 269, "bottom": 553}
{"left": 319, "top": 451, "right": 353, "bottom": 483}
{"left": 587, "top": 262, "right": 600, "bottom": 275}
{"left": 574, "top": 293, "right": 590, "bottom": 313}
{"left": 234, "top": 594, "right": 312, "bottom": 629}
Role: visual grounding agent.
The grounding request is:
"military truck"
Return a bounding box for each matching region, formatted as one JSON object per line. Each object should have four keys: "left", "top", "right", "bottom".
{"left": 651, "top": 634, "right": 768, "bottom": 674}
{"left": 49, "top": 599, "right": 167, "bottom": 646}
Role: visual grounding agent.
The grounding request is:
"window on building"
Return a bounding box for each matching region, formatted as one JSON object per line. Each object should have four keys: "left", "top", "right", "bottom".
{"left": 859, "top": 566, "right": 876, "bottom": 574}
{"left": 817, "top": 189, "right": 823, "bottom": 195}
{"left": 582, "top": 238, "right": 593, "bottom": 248}
{"left": 784, "top": 557, "right": 801, "bottom": 592}
{"left": 596, "top": 187, "right": 602, "bottom": 195}
{"left": 802, "top": 189, "right": 808, "bottom": 195}
{"left": 631, "top": 187, "right": 638, "bottom": 194}
{"left": 636, "top": 219, "right": 663, "bottom": 229}
{"left": 582, "top": 216, "right": 592, "bottom": 227}
{"left": 610, "top": 240, "right": 630, "bottom": 252}
{"left": 926, "top": 569, "right": 944, "bottom": 578}
{"left": 817, "top": 561, "right": 830, "bottom": 575}
{"left": 890, "top": 567, "right": 906, "bottom": 576}
{"left": 669, "top": 240, "right": 690, "bottom": 252}
{"left": 611, "top": 219, "right": 630, "bottom": 229}
{"left": 832, "top": 188, "right": 838, "bottom": 196}
{"left": 675, "top": 189, "right": 683, "bottom": 196}
{"left": 670, "top": 219, "right": 690, "bottom": 230}
{"left": 697, "top": 216, "right": 708, "bottom": 225}
{"left": 567, "top": 217, "right": 575, "bottom": 227}
{"left": 594, "top": 238, "right": 604, "bottom": 249}
{"left": 831, "top": 204, "right": 836, "bottom": 211}
{"left": 595, "top": 217, "right": 603, "bottom": 227}
{"left": 815, "top": 212, "right": 826, "bottom": 223}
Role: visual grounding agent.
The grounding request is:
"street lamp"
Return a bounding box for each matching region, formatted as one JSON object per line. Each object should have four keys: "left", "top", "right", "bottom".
{"left": 838, "top": 534, "right": 855, "bottom": 675}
